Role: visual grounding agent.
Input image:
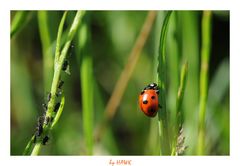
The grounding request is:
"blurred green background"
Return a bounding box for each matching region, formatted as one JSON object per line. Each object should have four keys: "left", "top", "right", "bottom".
{"left": 11, "top": 11, "right": 229, "bottom": 155}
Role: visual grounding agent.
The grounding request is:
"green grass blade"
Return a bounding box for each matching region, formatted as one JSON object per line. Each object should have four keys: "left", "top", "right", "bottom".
{"left": 23, "top": 135, "right": 35, "bottom": 155}
{"left": 179, "top": 11, "right": 200, "bottom": 154}
{"left": 38, "top": 11, "right": 54, "bottom": 91}
{"left": 11, "top": 11, "right": 30, "bottom": 38}
{"left": 55, "top": 11, "right": 68, "bottom": 64}
{"left": 51, "top": 96, "right": 65, "bottom": 128}
{"left": 157, "top": 11, "right": 172, "bottom": 155}
{"left": 171, "top": 62, "right": 188, "bottom": 155}
{"left": 197, "top": 11, "right": 212, "bottom": 155}
{"left": 24, "top": 11, "right": 84, "bottom": 155}
{"left": 77, "top": 16, "right": 94, "bottom": 155}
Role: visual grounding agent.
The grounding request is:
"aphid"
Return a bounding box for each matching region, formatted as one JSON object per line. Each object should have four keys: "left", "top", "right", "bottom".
{"left": 44, "top": 116, "right": 51, "bottom": 125}
{"left": 36, "top": 124, "right": 43, "bottom": 137}
{"left": 42, "top": 136, "right": 49, "bottom": 145}
{"left": 62, "top": 60, "right": 69, "bottom": 71}
{"left": 33, "top": 135, "right": 37, "bottom": 143}
{"left": 62, "top": 60, "right": 71, "bottom": 75}
{"left": 54, "top": 102, "right": 60, "bottom": 112}
{"left": 58, "top": 80, "right": 64, "bottom": 89}
{"left": 35, "top": 117, "right": 44, "bottom": 136}
{"left": 42, "top": 103, "right": 47, "bottom": 111}
{"left": 139, "top": 83, "right": 160, "bottom": 117}
{"left": 47, "top": 92, "right": 51, "bottom": 102}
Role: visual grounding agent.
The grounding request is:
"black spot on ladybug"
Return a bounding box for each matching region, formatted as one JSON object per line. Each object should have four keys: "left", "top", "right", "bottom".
{"left": 143, "top": 100, "right": 148, "bottom": 104}
{"left": 151, "top": 96, "right": 155, "bottom": 99}
{"left": 148, "top": 108, "right": 155, "bottom": 113}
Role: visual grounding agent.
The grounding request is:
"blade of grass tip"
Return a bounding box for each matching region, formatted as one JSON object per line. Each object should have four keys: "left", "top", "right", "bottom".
{"left": 157, "top": 11, "right": 172, "bottom": 155}
{"left": 55, "top": 11, "right": 68, "bottom": 64}
{"left": 171, "top": 62, "right": 188, "bottom": 155}
{"left": 28, "top": 11, "right": 84, "bottom": 155}
{"left": 77, "top": 16, "right": 94, "bottom": 155}
{"left": 95, "top": 11, "right": 157, "bottom": 142}
{"left": 197, "top": 11, "right": 212, "bottom": 155}
{"left": 11, "top": 11, "right": 30, "bottom": 38}
{"left": 38, "top": 11, "right": 54, "bottom": 92}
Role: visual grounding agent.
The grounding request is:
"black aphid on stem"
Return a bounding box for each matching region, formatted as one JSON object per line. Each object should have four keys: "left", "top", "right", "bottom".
{"left": 42, "top": 136, "right": 49, "bottom": 145}
{"left": 47, "top": 93, "right": 51, "bottom": 102}
{"left": 54, "top": 103, "right": 60, "bottom": 112}
{"left": 58, "top": 80, "right": 64, "bottom": 89}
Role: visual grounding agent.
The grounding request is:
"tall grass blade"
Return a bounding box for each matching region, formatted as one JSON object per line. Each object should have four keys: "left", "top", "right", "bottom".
{"left": 157, "top": 11, "right": 172, "bottom": 155}
{"left": 23, "top": 11, "right": 85, "bottom": 155}
{"left": 78, "top": 17, "right": 94, "bottom": 155}
{"left": 171, "top": 62, "right": 188, "bottom": 155}
{"left": 197, "top": 11, "right": 212, "bottom": 155}
{"left": 38, "top": 11, "right": 54, "bottom": 91}
{"left": 11, "top": 11, "right": 30, "bottom": 38}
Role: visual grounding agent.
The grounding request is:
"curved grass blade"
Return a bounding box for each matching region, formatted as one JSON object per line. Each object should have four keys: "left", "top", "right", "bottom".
{"left": 157, "top": 11, "right": 172, "bottom": 155}
{"left": 11, "top": 11, "right": 31, "bottom": 38}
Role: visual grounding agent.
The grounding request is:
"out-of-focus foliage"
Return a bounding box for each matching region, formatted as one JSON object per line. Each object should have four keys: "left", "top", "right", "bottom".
{"left": 11, "top": 11, "right": 229, "bottom": 155}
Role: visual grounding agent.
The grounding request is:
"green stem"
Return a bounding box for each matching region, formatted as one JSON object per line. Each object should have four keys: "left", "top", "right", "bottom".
{"left": 78, "top": 17, "right": 94, "bottom": 155}
{"left": 197, "top": 11, "right": 212, "bottom": 155}
{"left": 157, "top": 11, "right": 172, "bottom": 155}
{"left": 23, "top": 11, "right": 85, "bottom": 155}
{"left": 31, "top": 143, "right": 41, "bottom": 156}
{"left": 171, "top": 62, "right": 188, "bottom": 155}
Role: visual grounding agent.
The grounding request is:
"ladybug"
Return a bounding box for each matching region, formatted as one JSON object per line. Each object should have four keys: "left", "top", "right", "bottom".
{"left": 139, "top": 83, "right": 160, "bottom": 117}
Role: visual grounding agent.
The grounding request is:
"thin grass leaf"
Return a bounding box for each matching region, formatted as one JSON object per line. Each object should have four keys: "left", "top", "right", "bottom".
{"left": 197, "top": 11, "right": 212, "bottom": 155}
{"left": 11, "top": 11, "right": 31, "bottom": 38}
{"left": 157, "top": 11, "right": 172, "bottom": 155}
{"left": 38, "top": 11, "right": 54, "bottom": 91}
{"left": 22, "top": 135, "right": 35, "bottom": 155}
{"left": 51, "top": 96, "right": 65, "bottom": 128}
{"left": 179, "top": 11, "right": 200, "bottom": 154}
{"left": 171, "top": 62, "right": 188, "bottom": 155}
{"left": 77, "top": 17, "right": 95, "bottom": 155}
{"left": 55, "top": 11, "right": 68, "bottom": 64}
{"left": 23, "top": 11, "right": 85, "bottom": 155}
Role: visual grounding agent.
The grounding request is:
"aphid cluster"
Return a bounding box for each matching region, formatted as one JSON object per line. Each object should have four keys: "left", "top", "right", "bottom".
{"left": 33, "top": 79, "right": 65, "bottom": 145}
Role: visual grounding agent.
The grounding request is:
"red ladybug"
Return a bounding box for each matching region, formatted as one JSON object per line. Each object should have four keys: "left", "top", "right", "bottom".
{"left": 139, "top": 83, "right": 160, "bottom": 117}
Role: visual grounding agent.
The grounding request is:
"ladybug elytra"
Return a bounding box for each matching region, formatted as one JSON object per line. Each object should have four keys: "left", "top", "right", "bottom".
{"left": 139, "top": 83, "right": 160, "bottom": 117}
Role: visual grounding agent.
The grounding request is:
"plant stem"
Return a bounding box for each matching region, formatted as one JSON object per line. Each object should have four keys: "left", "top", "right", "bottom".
{"left": 77, "top": 16, "right": 94, "bottom": 155}
{"left": 23, "top": 11, "right": 85, "bottom": 155}
{"left": 197, "top": 11, "right": 212, "bottom": 155}
{"left": 157, "top": 11, "right": 172, "bottom": 155}
{"left": 171, "top": 62, "right": 188, "bottom": 155}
